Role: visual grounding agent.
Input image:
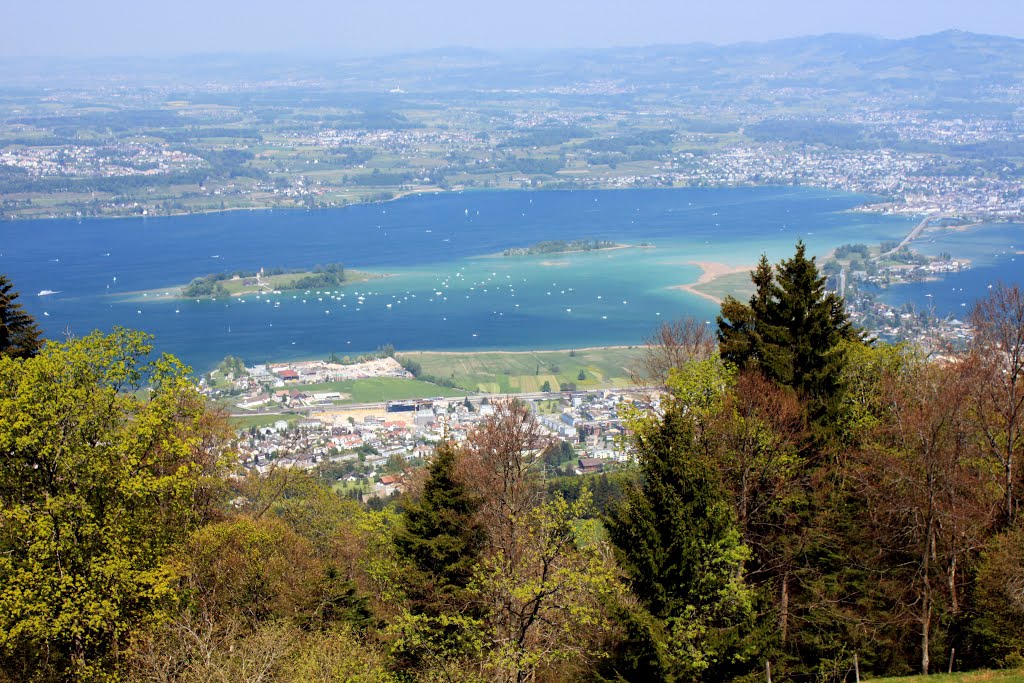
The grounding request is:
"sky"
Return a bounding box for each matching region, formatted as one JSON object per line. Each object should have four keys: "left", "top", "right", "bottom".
{"left": 3, "top": 0, "right": 1023, "bottom": 57}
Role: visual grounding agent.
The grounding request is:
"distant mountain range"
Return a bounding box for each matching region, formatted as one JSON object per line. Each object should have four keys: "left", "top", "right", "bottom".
{"left": 2, "top": 30, "right": 1023, "bottom": 105}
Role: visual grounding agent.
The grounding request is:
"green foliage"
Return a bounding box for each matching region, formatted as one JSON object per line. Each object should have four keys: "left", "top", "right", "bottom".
{"left": 964, "top": 522, "right": 1024, "bottom": 667}
{"left": 182, "top": 273, "right": 230, "bottom": 298}
{"left": 0, "top": 274, "right": 43, "bottom": 359}
{"left": 217, "top": 354, "right": 247, "bottom": 376}
{"left": 717, "top": 241, "right": 860, "bottom": 421}
{"left": 292, "top": 263, "right": 346, "bottom": 290}
{"left": 503, "top": 239, "right": 617, "bottom": 256}
{"left": 833, "top": 243, "right": 871, "bottom": 260}
{"left": 606, "top": 367, "right": 757, "bottom": 681}
{"left": 469, "top": 491, "right": 625, "bottom": 682}
{"left": 395, "top": 442, "right": 483, "bottom": 603}
{"left": 0, "top": 328, "right": 230, "bottom": 680}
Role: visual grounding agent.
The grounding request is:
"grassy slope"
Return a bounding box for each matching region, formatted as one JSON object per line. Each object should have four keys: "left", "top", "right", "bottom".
{"left": 398, "top": 347, "right": 644, "bottom": 394}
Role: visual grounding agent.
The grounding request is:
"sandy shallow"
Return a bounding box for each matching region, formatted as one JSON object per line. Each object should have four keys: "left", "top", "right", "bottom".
{"left": 670, "top": 261, "right": 752, "bottom": 304}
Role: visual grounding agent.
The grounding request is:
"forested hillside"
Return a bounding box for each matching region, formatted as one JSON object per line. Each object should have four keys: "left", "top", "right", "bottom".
{"left": 1, "top": 250, "right": 1022, "bottom": 682}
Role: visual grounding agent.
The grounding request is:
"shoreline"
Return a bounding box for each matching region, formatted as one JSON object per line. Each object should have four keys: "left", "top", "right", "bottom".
{"left": 669, "top": 261, "right": 753, "bottom": 305}
{"left": 6, "top": 182, "right": 1019, "bottom": 225}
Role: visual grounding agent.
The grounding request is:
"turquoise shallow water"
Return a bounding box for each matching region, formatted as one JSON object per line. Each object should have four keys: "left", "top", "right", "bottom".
{"left": 0, "top": 186, "right": 926, "bottom": 370}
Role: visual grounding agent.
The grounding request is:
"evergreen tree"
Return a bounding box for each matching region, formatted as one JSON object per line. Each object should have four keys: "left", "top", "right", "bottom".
{"left": 395, "top": 441, "right": 483, "bottom": 607}
{"left": 0, "top": 274, "right": 43, "bottom": 359}
{"left": 717, "top": 241, "right": 857, "bottom": 417}
{"left": 606, "top": 393, "right": 756, "bottom": 681}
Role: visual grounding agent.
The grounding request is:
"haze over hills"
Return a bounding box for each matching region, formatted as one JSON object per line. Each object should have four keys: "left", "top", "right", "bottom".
{"left": 2, "top": 30, "right": 1023, "bottom": 99}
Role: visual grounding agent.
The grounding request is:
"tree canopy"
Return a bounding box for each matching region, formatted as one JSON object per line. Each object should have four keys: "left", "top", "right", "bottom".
{"left": 0, "top": 329, "right": 231, "bottom": 679}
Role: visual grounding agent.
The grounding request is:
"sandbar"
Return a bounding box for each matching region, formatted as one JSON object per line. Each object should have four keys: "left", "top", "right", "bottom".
{"left": 670, "top": 261, "right": 752, "bottom": 305}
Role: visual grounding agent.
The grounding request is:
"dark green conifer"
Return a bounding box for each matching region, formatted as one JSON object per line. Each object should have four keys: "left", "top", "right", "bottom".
{"left": 717, "top": 241, "right": 858, "bottom": 418}
{"left": 0, "top": 274, "right": 43, "bottom": 360}
{"left": 395, "top": 441, "right": 482, "bottom": 607}
{"left": 605, "top": 402, "right": 755, "bottom": 680}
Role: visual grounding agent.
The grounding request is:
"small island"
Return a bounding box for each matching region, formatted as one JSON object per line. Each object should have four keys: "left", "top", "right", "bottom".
{"left": 127, "top": 263, "right": 385, "bottom": 301}
{"left": 501, "top": 239, "right": 632, "bottom": 257}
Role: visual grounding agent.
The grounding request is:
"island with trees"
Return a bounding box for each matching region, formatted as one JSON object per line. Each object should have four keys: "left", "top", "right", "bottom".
{"left": 501, "top": 239, "right": 631, "bottom": 257}
{"left": 132, "top": 263, "right": 385, "bottom": 301}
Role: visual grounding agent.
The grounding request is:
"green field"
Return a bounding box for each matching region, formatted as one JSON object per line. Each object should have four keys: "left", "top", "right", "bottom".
{"left": 228, "top": 413, "right": 300, "bottom": 429}
{"left": 870, "top": 669, "right": 1024, "bottom": 683}
{"left": 398, "top": 347, "right": 644, "bottom": 394}
{"left": 289, "top": 377, "right": 464, "bottom": 403}
{"left": 331, "top": 479, "right": 373, "bottom": 497}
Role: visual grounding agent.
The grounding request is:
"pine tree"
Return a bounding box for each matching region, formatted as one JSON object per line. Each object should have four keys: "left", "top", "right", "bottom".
{"left": 606, "top": 397, "right": 756, "bottom": 681}
{"left": 0, "top": 274, "right": 43, "bottom": 360}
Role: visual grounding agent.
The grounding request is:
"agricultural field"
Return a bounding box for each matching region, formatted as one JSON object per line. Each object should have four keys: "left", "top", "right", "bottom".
{"left": 398, "top": 346, "right": 644, "bottom": 394}
{"left": 287, "top": 376, "right": 464, "bottom": 403}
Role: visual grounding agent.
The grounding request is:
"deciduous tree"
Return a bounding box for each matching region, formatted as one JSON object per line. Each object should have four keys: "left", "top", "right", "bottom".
{"left": 0, "top": 329, "right": 231, "bottom": 680}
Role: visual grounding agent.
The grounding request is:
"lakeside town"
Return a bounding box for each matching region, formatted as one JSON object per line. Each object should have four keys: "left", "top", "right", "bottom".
{"left": 3, "top": 34, "right": 1024, "bottom": 223}
{"left": 210, "top": 356, "right": 636, "bottom": 501}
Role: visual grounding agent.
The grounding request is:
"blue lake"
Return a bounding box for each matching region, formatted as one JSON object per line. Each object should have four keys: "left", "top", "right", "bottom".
{"left": 2, "top": 186, "right": 1017, "bottom": 371}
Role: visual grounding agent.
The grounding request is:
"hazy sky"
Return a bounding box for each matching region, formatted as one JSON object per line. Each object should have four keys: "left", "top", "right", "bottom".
{"left": 4, "top": 0, "right": 1022, "bottom": 57}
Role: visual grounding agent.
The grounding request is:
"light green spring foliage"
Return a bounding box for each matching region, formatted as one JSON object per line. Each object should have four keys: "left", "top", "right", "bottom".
{"left": 469, "top": 490, "right": 624, "bottom": 682}
{"left": 838, "top": 341, "right": 920, "bottom": 445}
{"left": 0, "top": 329, "right": 231, "bottom": 681}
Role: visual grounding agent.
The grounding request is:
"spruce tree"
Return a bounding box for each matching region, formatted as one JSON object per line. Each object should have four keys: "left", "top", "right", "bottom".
{"left": 0, "top": 274, "right": 43, "bottom": 360}
{"left": 395, "top": 441, "right": 483, "bottom": 607}
{"left": 717, "top": 241, "right": 857, "bottom": 416}
{"left": 606, "top": 398, "right": 755, "bottom": 681}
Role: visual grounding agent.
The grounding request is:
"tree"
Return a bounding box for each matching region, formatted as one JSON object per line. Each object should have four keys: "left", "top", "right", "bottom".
{"left": 0, "top": 273, "right": 42, "bottom": 359}
{"left": 394, "top": 402, "right": 620, "bottom": 682}
{"left": 632, "top": 317, "right": 717, "bottom": 387}
{"left": 395, "top": 442, "right": 483, "bottom": 607}
{"left": 462, "top": 402, "right": 619, "bottom": 682}
{"left": 857, "top": 355, "right": 995, "bottom": 675}
{"left": 965, "top": 283, "right": 1024, "bottom": 525}
{"left": 606, "top": 364, "right": 757, "bottom": 681}
{"left": 0, "top": 329, "right": 231, "bottom": 680}
{"left": 541, "top": 380, "right": 551, "bottom": 392}
{"left": 717, "top": 242, "right": 858, "bottom": 419}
